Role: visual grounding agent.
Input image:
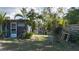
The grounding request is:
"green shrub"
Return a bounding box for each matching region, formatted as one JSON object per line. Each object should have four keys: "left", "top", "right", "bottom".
{"left": 69, "top": 31, "right": 79, "bottom": 44}
{"left": 0, "top": 30, "right": 7, "bottom": 38}
{"left": 24, "top": 32, "right": 33, "bottom": 39}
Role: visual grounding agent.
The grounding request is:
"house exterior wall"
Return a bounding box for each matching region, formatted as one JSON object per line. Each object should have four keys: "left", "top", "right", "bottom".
{"left": 2, "top": 19, "right": 32, "bottom": 38}
{"left": 17, "top": 21, "right": 26, "bottom": 38}
{"left": 3, "top": 20, "right": 27, "bottom": 38}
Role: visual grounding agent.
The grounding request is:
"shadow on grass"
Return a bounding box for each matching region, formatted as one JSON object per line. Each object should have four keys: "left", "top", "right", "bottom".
{"left": 0, "top": 37, "right": 79, "bottom": 51}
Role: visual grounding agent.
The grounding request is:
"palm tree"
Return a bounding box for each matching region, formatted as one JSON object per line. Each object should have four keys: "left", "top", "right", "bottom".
{"left": 0, "top": 12, "right": 6, "bottom": 37}
{"left": 15, "top": 8, "right": 43, "bottom": 33}
{"left": 15, "top": 7, "right": 28, "bottom": 30}
{"left": 14, "top": 8, "right": 27, "bottom": 19}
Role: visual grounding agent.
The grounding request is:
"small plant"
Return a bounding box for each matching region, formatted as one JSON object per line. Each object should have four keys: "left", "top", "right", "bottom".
{"left": 0, "top": 30, "right": 6, "bottom": 38}
{"left": 24, "top": 32, "right": 33, "bottom": 39}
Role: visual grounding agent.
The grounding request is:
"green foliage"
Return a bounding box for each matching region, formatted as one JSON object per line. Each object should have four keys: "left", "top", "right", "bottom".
{"left": 24, "top": 32, "right": 33, "bottom": 39}
{"left": 27, "top": 9, "right": 36, "bottom": 20}
{"left": 57, "top": 19, "right": 68, "bottom": 27}
{"left": 0, "top": 30, "right": 3, "bottom": 35}
{"left": 69, "top": 31, "right": 79, "bottom": 44}
{"left": 26, "top": 9, "right": 37, "bottom": 32}
{"left": 0, "top": 12, "right": 6, "bottom": 24}
{"left": 15, "top": 8, "right": 27, "bottom": 19}
{"left": 41, "top": 7, "right": 56, "bottom": 32}
{"left": 0, "top": 12, "right": 6, "bottom": 37}
{"left": 0, "top": 30, "right": 7, "bottom": 38}
{"left": 65, "top": 7, "right": 79, "bottom": 24}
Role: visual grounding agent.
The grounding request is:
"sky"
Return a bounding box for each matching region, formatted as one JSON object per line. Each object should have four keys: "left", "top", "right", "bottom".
{"left": 0, "top": 7, "right": 43, "bottom": 19}
{"left": 0, "top": 7, "right": 69, "bottom": 19}
{"left": 0, "top": 7, "right": 22, "bottom": 19}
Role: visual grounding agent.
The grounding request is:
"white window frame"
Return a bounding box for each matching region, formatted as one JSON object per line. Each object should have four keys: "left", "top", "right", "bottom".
{"left": 10, "top": 22, "right": 17, "bottom": 38}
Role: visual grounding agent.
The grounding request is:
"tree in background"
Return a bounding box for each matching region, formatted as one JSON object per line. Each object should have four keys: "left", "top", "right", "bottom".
{"left": 15, "top": 8, "right": 43, "bottom": 33}
{"left": 65, "top": 7, "right": 79, "bottom": 24}
{"left": 41, "top": 7, "right": 57, "bottom": 34}
{"left": 41, "top": 7, "right": 66, "bottom": 34}
{"left": 15, "top": 7, "right": 68, "bottom": 35}
{"left": 26, "top": 8, "right": 37, "bottom": 32}
{"left": 0, "top": 12, "right": 6, "bottom": 36}
{"left": 55, "top": 7, "right": 68, "bottom": 31}
{"left": 27, "top": 8, "right": 43, "bottom": 32}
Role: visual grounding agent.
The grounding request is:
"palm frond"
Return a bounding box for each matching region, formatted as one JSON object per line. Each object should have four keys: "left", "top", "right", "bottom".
{"left": 0, "top": 12, "right": 6, "bottom": 24}
{"left": 14, "top": 14, "right": 23, "bottom": 19}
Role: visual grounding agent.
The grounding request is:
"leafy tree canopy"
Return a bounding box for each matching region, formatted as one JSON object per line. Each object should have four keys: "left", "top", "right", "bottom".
{"left": 65, "top": 7, "right": 79, "bottom": 24}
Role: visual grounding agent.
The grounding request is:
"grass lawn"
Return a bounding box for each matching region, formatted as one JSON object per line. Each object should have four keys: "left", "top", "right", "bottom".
{"left": 0, "top": 35, "right": 79, "bottom": 51}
